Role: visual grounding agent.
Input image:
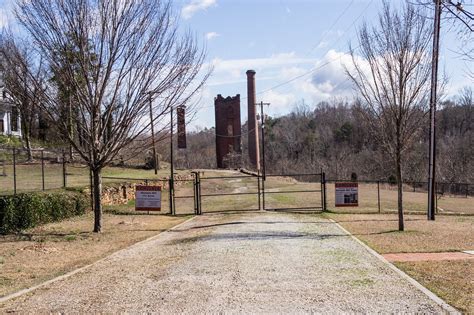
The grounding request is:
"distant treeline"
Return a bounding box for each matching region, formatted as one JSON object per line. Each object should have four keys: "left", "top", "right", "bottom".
{"left": 166, "top": 88, "right": 473, "bottom": 184}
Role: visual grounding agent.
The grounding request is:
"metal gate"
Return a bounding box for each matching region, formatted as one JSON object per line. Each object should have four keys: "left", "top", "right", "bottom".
{"left": 189, "top": 171, "right": 326, "bottom": 215}
{"left": 194, "top": 172, "right": 261, "bottom": 214}
{"left": 103, "top": 171, "right": 326, "bottom": 215}
{"left": 262, "top": 172, "right": 326, "bottom": 212}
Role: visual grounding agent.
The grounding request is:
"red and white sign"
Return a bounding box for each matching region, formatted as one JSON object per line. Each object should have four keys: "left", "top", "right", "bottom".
{"left": 335, "top": 182, "right": 358, "bottom": 207}
{"left": 135, "top": 185, "right": 162, "bottom": 211}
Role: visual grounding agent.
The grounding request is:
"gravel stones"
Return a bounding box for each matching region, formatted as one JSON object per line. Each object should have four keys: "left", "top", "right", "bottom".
{"left": 1, "top": 212, "right": 444, "bottom": 313}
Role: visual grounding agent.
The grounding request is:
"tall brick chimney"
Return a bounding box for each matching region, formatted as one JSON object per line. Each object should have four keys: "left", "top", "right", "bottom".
{"left": 246, "top": 70, "right": 260, "bottom": 170}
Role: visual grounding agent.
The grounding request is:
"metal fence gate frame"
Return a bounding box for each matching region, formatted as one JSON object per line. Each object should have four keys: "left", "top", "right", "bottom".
{"left": 189, "top": 171, "right": 327, "bottom": 215}
{"left": 102, "top": 171, "right": 327, "bottom": 215}
{"left": 261, "top": 172, "right": 326, "bottom": 212}
{"left": 194, "top": 173, "right": 261, "bottom": 214}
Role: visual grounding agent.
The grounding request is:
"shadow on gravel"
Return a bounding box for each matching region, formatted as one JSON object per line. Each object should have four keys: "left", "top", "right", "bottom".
{"left": 331, "top": 218, "right": 424, "bottom": 223}
{"left": 173, "top": 221, "right": 332, "bottom": 231}
{"left": 167, "top": 231, "right": 349, "bottom": 245}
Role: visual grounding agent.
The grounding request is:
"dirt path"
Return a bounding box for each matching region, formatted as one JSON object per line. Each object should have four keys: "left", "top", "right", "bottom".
{"left": 1, "top": 212, "right": 445, "bottom": 313}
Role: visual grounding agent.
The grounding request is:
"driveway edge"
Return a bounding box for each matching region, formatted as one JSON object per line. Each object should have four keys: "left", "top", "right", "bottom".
{"left": 0, "top": 215, "right": 197, "bottom": 305}
{"left": 329, "top": 219, "right": 460, "bottom": 315}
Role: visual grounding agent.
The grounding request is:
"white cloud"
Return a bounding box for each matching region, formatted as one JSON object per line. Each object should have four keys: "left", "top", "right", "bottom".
{"left": 205, "top": 32, "right": 220, "bottom": 40}
{"left": 181, "top": 0, "right": 217, "bottom": 19}
{"left": 194, "top": 49, "right": 365, "bottom": 126}
{"left": 261, "top": 90, "right": 297, "bottom": 116}
{"left": 209, "top": 52, "right": 316, "bottom": 78}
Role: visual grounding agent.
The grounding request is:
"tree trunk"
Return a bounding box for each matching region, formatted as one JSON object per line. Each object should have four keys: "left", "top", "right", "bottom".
{"left": 24, "top": 133, "right": 33, "bottom": 161}
{"left": 92, "top": 167, "right": 103, "bottom": 233}
{"left": 21, "top": 121, "right": 33, "bottom": 161}
{"left": 396, "top": 150, "right": 404, "bottom": 231}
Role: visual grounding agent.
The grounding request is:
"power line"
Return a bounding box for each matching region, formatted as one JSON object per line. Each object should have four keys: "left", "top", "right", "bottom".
{"left": 306, "top": 0, "right": 355, "bottom": 56}
{"left": 198, "top": 0, "right": 374, "bottom": 111}
{"left": 255, "top": 0, "right": 373, "bottom": 97}
{"left": 443, "top": 1, "right": 474, "bottom": 31}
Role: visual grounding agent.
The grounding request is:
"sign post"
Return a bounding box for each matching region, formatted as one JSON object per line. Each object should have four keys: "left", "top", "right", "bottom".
{"left": 135, "top": 185, "right": 162, "bottom": 211}
{"left": 335, "top": 182, "right": 358, "bottom": 207}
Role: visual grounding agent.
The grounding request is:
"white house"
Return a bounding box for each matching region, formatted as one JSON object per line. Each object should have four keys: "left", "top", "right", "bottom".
{"left": 0, "top": 74, "right": 22, "bottom": 138}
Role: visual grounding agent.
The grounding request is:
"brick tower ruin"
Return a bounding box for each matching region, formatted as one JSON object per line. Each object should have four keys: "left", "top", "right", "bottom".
{"left": 246, "top": 70, "right": 260, "bottom": 170}
{"left": 214, "top": 94, "right": 242, "bottom": 168}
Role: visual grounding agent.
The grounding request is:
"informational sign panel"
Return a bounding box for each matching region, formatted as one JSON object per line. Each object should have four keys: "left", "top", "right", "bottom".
{"left": 135, "top": 185, "right": 161, "bottom": 211}
{"left": 335, "top": 182, "right": 358, "bottom": 207}
{"left": 177, "top": 106, "right": 186, "bottom": 149}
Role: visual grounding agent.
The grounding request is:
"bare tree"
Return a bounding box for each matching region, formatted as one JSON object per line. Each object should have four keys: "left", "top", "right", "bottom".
{"left": 0, "top": 34, "right": 45, "bottom": 160}
{"left": 10, "top": 0, "right": 210, "bottom": 232}
{"left": 346, "top": 1, "right": 433, "bottom": 231}
{"left": 413, "top": 0, "right": 474, "bottom": 79}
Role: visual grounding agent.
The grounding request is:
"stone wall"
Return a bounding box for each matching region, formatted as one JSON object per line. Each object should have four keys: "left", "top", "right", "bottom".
{"left": 100, "top": 174, "right": 194, "bottom": 206}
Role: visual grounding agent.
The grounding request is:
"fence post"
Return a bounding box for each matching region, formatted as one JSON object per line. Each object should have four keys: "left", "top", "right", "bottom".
{"left": 12, "top": 148, "right": 17, "bottom": 195}
{"left": 198, "top": 172, "right": 202, "bottom": 215}
{"left": 192, "top": 172, "right": 197, "bottom": 215}
{"left": 62, "top": 150, "right": 67, "bottom": 188}
{"left": 168, "top": 178, "right": 173, "bottom": 215}
{"left": 257, "top": 170, "right": 261, "bottom": 210}
{"left": 41, "top": 150, "right": 45, "bottom": 191}
{"left": 320, "top": 169, "right": 324, "bottom": 211}
{"left": 322, "top": 172, "right": 327, "bottom": 211}
{"left": 377, "top": 181, "right": 381, "bottom": 213}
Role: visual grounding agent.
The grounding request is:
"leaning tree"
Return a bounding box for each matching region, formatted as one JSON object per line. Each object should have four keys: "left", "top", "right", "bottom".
{"left": 346, "top": 1, "right": 433, "bottom": 231}
{"left": 10, "top": 0, "right": 210, "bottom": 232}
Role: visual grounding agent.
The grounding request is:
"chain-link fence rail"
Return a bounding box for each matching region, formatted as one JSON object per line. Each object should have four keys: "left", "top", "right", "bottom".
{"left": 325, "top": 179, "right": 473, "bottom": 215}
{"left": 0, "top": 147, "right": 70, "bottom": 194}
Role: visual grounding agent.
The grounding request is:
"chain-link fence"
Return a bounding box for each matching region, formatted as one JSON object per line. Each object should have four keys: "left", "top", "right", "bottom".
{"left": 325, "top": 179, "right": 473, "bottom": 215}
{"left": 0, "top": 148, "right": 69, "bottom": 194}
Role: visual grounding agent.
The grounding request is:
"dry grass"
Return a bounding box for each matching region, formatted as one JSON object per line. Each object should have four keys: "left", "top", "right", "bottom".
{"left": 326, "top": 213, "right": 474, "bottom": 254}
{"left": 395, "top": 260, "right": 474, "bottom": 313}
{"left": 327, "top": 212, "right": 474, "bottom": 313}
{"left": 325, "top": 183, "right": 473, "bottom": 215}
{"left": 0, "top": 210, "right": 190, "bottom": 297}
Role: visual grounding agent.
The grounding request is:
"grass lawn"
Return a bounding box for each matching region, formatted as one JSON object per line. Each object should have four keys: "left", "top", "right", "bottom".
{"left": 0, "top": 209, "right": 191, "bottom": 298}
{"left": 395, "top": 260, "right": 473, "bottom": 314}
{"left": 325, "top": 183, "right": 473, "bottom": 215}
{"left": 0, "top": 162, "right": 183, "bottom": 194}
{"left": 326, "top": 213, "right": 474, "bottom": 313}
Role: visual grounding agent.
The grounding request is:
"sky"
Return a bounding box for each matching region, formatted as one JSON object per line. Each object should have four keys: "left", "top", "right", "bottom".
{"left": 1, "top": 0, "right": 473, "bottom": 130}
{"left": 176, "top": 0, "right": 473, "bottom": 129}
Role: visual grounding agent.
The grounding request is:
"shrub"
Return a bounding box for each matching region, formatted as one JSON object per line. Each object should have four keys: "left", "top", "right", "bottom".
{"left": 388, "top": 175, "right": 397, "bottom": 185}
{"left": 0, "top": 191, "right": 88, "bottom": 234}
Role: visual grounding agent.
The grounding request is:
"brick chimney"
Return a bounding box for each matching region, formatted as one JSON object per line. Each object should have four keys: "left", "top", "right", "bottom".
{"left": 246, "top": 70, "right": 260, "bottom": 170}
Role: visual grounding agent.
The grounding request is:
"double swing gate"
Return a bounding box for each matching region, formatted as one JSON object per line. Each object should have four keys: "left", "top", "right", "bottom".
{"left": 180, "top": 171, "right": 327, "bottom": 215}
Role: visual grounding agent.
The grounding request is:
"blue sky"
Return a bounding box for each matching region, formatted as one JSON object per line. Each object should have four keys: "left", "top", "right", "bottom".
{"left": 1, "top": 0, "right": 472, "bottom": 129}
{"left": 176, "top": 0, "right": 473, "bottom": 129}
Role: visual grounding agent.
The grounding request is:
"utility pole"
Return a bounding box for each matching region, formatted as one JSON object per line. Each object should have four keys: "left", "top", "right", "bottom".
{"left": 149, "top": 94, "right": 158, "bottom": 175}
{"left": 258, "top": 101, "right": 269, "bottom": 211}
{"left": 170, "top": 106, "right": 175, "bottom": 215}
{"left": 258, "top": 101, "right": 270, "bottom": 181}
{"left": 428, "top": 0, "right": 442, "bottom": 221}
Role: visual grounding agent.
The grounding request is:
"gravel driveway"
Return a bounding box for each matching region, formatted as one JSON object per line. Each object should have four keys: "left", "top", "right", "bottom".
{"left": 1, "top": 212, "right": 444, "bottom": 313}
